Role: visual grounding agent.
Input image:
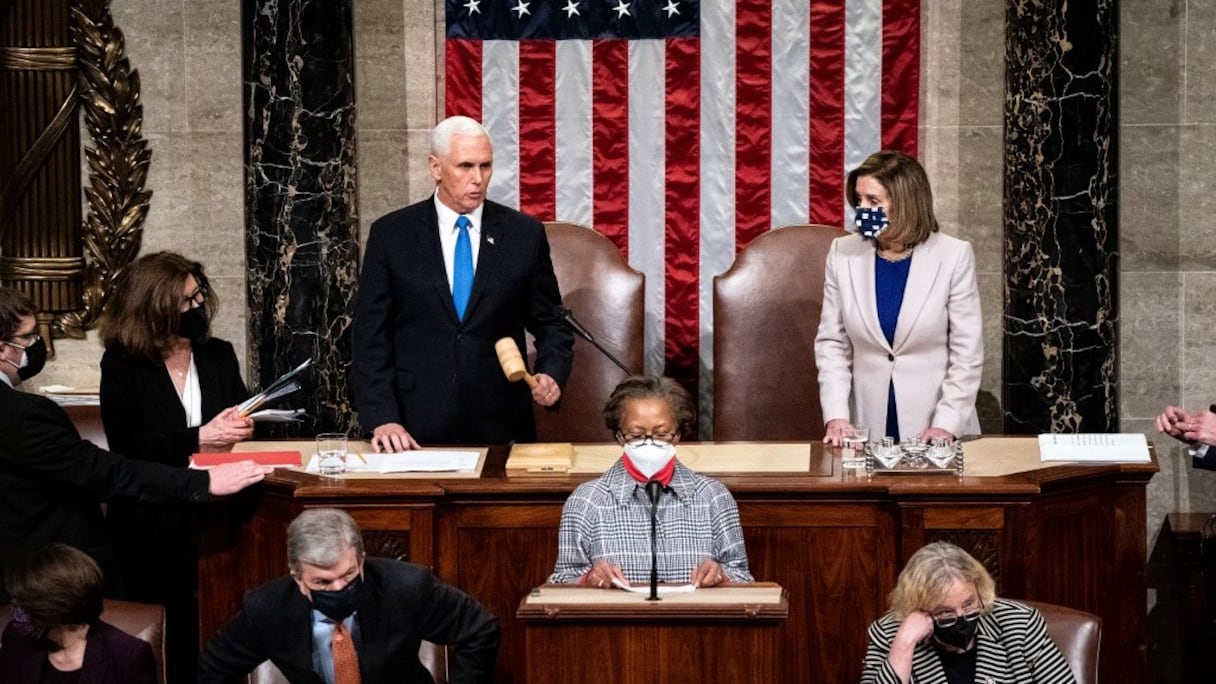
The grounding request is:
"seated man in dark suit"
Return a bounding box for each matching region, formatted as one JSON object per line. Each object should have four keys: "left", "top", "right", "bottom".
{"left": 1156, "top": 403, "right": 1216, "bottom": 469}
{"left": 198, "top": 508, "right": 499, "bottom": 684}
{"left": 0, "top": 287, "right": 271, "bottom": 600}
{"left": 352, "top": 115, "right": 573, "bottom": 451}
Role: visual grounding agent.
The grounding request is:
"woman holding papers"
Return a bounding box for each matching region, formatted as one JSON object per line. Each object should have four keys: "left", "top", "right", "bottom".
{"left": 97, "top": 251, "right": 252, "bottom": 683}
{"left": 816, "top": 151, "right": 983, "bottom": 446}
{"left": 547, "top": 376, "right": 753, "bottom": 588}
{"left": 861, "top": 541, "right": 1075, "bottom": 684}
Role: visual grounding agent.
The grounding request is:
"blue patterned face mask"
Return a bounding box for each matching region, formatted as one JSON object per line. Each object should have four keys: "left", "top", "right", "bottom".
{"left": 853, "top": 206, "right": 890, "bottom": 239}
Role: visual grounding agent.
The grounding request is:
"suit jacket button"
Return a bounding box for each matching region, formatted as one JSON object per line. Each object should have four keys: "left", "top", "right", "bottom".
{"left": 887, "top": 353, "right": 894, "bottom": 361}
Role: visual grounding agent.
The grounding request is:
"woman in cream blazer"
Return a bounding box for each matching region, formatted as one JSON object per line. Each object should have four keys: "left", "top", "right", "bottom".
{"left": 816, "top": 151, "right": 982, "bottom": 444}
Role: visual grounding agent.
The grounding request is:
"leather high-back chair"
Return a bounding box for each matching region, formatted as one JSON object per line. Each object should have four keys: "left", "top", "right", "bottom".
{"left": 712, "top": 224, "right": 839, "bottom": 441}
{"left": 0, "top": 599, "right": 167, "bottom": 684}
{"left": 529, "top": 222, "right": 644, "bottom": 442}
{"left": 247, "top": 642, "right": 447, "bottom": 684}
{"left": 1019, "top": 599, "right": 1102, "bottom": 684}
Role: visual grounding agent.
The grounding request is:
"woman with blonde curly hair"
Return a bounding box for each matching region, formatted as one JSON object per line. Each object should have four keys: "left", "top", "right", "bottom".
{"left": 861, "top": 541, "right": 1076, "bottom": 684}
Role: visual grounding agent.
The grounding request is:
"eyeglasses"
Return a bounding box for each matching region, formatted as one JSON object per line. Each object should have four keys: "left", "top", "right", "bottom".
{"left": 617, "top": 431, "right": 677, "bottom": 448}
{"left": 183, "top": 287, "right": 208, "bottom": 308}
{"left": 931, "top": 606, "right": 983, "bottom": 628}
{"left": 6, "top": 331, "right": 40, "bottom": 349}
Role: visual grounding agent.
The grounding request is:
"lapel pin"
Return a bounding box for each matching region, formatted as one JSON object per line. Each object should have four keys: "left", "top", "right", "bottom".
{"left": 487, "top": 235, "right": 495, "bottom": 245}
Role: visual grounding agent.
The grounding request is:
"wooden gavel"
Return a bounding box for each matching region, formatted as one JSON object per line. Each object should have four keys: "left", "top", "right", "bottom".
{"left": 494, "top": 337, "right": 538, "bottom": 388}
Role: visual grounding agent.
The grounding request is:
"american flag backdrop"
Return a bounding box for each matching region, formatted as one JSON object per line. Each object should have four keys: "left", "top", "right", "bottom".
{"left": 444, "top": 0, "right": 920, "bottom": 433}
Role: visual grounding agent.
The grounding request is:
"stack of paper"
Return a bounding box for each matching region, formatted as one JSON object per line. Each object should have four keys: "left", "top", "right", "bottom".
{"left": 305, "top": 450, "right": 480, "bottom": 474}
{"left": 1037, "top": 433, "right": 1151, "bottom": 463}
{"left": 40, "top": 385, "right": 100, "bottom": 406}
{"left": 238, "top": 359, "right": 311, "bottom": 418}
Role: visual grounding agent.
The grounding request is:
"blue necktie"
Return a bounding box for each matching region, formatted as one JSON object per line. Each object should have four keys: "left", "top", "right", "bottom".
{"left": 452, "top": 215, "right": 473, "bottom": 320}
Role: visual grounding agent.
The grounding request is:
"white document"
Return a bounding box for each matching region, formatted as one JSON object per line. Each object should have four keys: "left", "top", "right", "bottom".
{"left": 610, "top": 577, "right": 697, "bottom": 594}
{"left": 1037, "top": 433, "right": 1151, "bottom": 463}
{"left": 248, "top": 408, "right": 305, "bottom": 423}
{"left": 306, "top": 450, "right": 480, "bottom": 474}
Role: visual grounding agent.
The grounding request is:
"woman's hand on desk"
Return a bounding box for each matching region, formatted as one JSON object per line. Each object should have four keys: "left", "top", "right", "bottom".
{"left": 823, "top": 419, "right": 852, "bottom": 446}
{"left": 691, "top": 559, "right": 728, "bottom": 588}
{"left": 916, "top": 427, "right": 955, "bottom": 444}
{"left": 199, "top": 407, "right": 254, "bottom": 451}
{"left": 582, "top": 559, "right": 626, "bottom": 589}
{"left": 371, "top": 422, "right": 421, "bottom": 453}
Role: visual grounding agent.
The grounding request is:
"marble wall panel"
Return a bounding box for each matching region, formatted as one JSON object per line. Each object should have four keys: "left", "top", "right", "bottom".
{"left": 1002, "top": 0, "right": 1119, "bottom": 433}
{"left": 920, "top": 125, "right": 1004, "bottom": 274}
{"left": 404, "top": 0, "right": 440, "bottom": 129}
{"left": 244, "top": 0, "right": 360, "bottom": 434}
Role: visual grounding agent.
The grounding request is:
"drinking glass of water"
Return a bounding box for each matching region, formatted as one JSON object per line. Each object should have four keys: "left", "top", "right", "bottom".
{"left": 316, "top": 433, "right": 348, "bottom": 476}
{"left": 841, "top": 426, "right": 870, "bottom": 468}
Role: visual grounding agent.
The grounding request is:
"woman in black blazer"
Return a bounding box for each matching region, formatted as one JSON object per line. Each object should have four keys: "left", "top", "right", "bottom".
{"left": 97, "top": 251, "right": 253, "bottom": 684}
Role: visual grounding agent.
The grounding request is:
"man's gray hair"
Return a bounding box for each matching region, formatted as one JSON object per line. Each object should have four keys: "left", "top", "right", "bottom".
{"left": 432, "top": 115, "right": 489, "bottom": 157}
{"left": 287, "top": 508, "right": 364, "bottom": 571}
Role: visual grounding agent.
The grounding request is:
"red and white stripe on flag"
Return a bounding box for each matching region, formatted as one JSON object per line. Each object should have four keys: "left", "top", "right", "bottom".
{"left": 444, "top": 0, "right": 919, "bottom": 434}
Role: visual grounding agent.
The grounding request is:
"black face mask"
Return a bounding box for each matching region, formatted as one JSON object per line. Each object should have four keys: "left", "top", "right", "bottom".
{"left": 177, "top": 305, "right": 208, "bottom": 341}
{"left": 17, "top": 337, "right": 47, "bottom": 381}
{"left": 933, "top": 616, "right": 980, "bottom": 651}
{"left": 310, "top": 575, "right": 364, "bottom": 622}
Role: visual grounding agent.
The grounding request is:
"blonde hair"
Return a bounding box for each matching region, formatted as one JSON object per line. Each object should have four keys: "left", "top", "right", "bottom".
{"left": 887, "top": 542, "right": 996, "bottom": 621}
{"left": 846, "top": 150, "right": 939, "bottom": 248}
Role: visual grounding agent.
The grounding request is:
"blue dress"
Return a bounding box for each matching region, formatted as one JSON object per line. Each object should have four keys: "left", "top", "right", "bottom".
{"left": 875, "top": 254, "right": 912, "bottom": 440}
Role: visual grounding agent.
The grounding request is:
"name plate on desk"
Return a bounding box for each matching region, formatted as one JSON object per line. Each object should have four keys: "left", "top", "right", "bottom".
{"left": 518, "top": 583, "right": 788, "bottom": 621}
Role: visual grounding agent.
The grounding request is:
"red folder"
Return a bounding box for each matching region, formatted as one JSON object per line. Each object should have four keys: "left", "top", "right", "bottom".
{"left": 189, "top": 451, "right": 302, "bottom": 469}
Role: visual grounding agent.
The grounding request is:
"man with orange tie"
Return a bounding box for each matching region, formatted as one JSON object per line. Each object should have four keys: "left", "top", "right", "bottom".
{"left": 198, "top": 509, "right": 498, "bottom": 683}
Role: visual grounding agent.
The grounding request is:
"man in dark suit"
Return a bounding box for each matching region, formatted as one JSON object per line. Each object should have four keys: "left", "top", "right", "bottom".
{"left": 352, "top": 116, "right": 574, "bottom": 451}
{"left": 0, "top": 287, "right": 271, "bottom": 601}
{"left": 198, "top": 508, "right": 498, "bottom": 683}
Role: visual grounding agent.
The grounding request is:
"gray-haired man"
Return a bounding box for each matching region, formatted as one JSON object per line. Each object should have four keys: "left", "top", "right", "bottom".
{"left": 199, "top": 508, "right": 498, "bottom": 683}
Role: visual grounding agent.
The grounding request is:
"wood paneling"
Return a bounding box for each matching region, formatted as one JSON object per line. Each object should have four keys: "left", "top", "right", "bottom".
{"left": 197, "top": 442, "right": 1156, "bottom": 682}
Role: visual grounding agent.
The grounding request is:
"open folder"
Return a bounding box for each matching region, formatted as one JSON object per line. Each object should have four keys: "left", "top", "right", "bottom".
{"left": 237, "top": 359, "right": 311, "bottom": 418}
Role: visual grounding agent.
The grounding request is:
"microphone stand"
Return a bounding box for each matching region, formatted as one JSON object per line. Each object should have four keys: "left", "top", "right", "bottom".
{"left": 645, "top": 480, "right": 662, "bottom": 601}
{"left": 556, "top": 305, "right": 634, "bottom": 376}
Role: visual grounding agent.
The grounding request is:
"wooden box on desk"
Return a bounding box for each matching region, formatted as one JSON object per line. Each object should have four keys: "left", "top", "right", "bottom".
{"left": 517, "top": 583, "right": 788, "bottom": 683}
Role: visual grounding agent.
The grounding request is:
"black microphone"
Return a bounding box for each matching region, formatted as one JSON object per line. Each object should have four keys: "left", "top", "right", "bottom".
{"left": 555, "top": 305, "right": 634, "bottom": 376}
{"left": 645, "top": 479, "right": 663, "bottom": 601}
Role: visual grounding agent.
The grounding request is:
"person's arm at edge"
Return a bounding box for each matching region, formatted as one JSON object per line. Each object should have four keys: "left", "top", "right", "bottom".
{"left": 350, "top": 218, "right": 405, "bottom": 434}
{"left": 929, "top": 240, "right": 983, "bottom": 438}
{"left": 814, "top": 239, "right": 855, "bottom": 436}
{"left": 709, "top": 484, "right": 753, "bottom": 582}
{"left": 197, "top": 600, "right": 274, "bottom": 684}
{"left": 859, "top": 618, "right": 912, "bottom": 684}
{"left": 525, "top": 219, "right": 574, "bottom": 388}
{"left": 412, "top": 568, "right": 499, "bottom": 684}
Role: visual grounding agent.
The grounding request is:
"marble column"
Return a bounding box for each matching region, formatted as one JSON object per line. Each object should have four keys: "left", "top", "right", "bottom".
{"left": 243, "top": 0, "right": 358, "bottom": 435}
{"left": 1002, "top": 0, "right": 1118, "bottom": 433}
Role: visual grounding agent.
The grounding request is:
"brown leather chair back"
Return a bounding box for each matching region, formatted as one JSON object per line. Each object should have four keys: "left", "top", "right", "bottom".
{"left": 712, "top": 224, "right": 839, "bottom": 441}
{"left": 246, "top": 641, "right": 447, "bottom": 684}
{"left": 1019, "top": 599, "right": 1102, "bottom": 684}
{"left": 0, "top": 599, "right": 167, "bottom": 684}
{"left": 529, "top": 222, "right": 644, "bottom": 442}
